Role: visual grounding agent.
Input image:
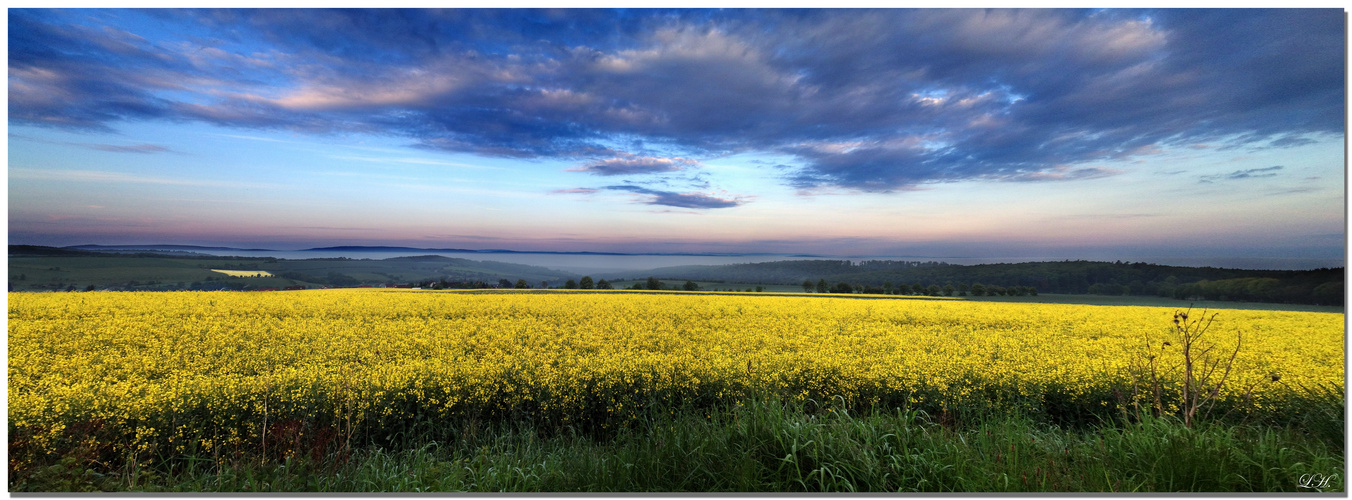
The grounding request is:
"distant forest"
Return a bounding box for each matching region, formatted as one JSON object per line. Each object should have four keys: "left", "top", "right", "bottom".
{"left": 8, "top": 246, "right": 1343, "bottom": 307}
{"left": 643, "top": 260, "right": 1345, "bottom": 306}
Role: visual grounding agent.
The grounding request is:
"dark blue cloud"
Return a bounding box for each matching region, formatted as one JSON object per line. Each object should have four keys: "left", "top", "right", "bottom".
{"left": 9, "top": 8, "right": 1343, "bottom": 192}
{"left": 10, "top": 133, "right": 175, "bottom": 154}
{"left": 602, "top": 185, "right": 743, "bottom": 209}
{"left": 88, "top": 143, "right": 172, "bottom": 154}
{"left": 1199, "top": 166, "right": 1285, "bottom": 183}
{"left": 567, "top": 155, "right": 694, "bottom": 176}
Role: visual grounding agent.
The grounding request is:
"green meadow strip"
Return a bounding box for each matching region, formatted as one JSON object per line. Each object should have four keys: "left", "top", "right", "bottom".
{"left": 12, "top": 397, "right": 1343, "bottom": 493}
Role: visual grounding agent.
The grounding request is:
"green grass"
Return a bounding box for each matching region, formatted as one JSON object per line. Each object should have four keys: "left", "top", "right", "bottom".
{"left": 13, "top": 397, "right": 1343, "bottom": 492}
{"left": 9, "top": 256, "right": 252, "bottom": 289}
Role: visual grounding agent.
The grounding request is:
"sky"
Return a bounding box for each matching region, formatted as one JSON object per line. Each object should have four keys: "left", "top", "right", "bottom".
{"left": 7, "top": 8, "right": 1347, "bottom": 264}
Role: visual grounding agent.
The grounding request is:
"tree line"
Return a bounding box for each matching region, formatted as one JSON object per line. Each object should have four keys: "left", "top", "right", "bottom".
{"left": 640, "top": 260, "right": 1343, "bottom": 306}
{"left": 795, "top": 279, "right": 1036, "bottom": 296}
{"left": 492, "top": 276, "right": 718, "bottom": 292}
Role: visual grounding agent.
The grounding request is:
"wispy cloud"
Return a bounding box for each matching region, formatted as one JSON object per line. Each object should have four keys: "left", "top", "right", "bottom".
{"left": 603, "top": 185, "right": 745, "bottom": 209}
{"left": 1264, "top": 187, "right": 1321, "bottom": 195}
{"left": 551, "top": 187, "right": 599, "bottom": 195}
{"left": 378, "top": 182, "right": 544, "bottom": 199}
{"left": 1199, "top": 165, "right": 1284, "bottom": 183}
{"left": 1001, "top": 166, "right": 1123, "bottom": 182}
{"left": 566, "top": 155, "right": 698, "bottom": 176}
{"left": 10, "top": 133, "right": 175, "bottom": 154}
{"left": 88, "top": 143, "right": 173, "bottom": 154}
{"left": 328, "top": 155, "right": 501, "bottom": 170}
{"left": 1265, "top": 135, "right": 1318, "bottom": 149}
{"left": 216, "top": 134, "right": 295, "bottom": 143}
{"left": 1062, "top": 213, "right": 1162, "bottom": 220}
{"left": 289, "top": 226, "right": 380, "bottom": 232}
{"left": 9, "top": 168, "right": 275, "bottom": 189}
{"left": 307, "top": 170, "right": 472, "bottom": 183}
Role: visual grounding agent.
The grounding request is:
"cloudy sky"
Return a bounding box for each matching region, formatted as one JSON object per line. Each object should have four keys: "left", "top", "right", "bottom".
{"left": 8, "top": 8, "right": 1346, "bottom": 263}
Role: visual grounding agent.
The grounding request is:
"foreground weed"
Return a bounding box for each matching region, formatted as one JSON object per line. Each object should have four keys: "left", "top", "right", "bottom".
{"left": 20, "top": 403, "right": 1340, "bottom": 493}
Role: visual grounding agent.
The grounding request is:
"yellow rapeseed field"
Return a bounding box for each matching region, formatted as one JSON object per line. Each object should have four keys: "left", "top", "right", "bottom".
{"left": 8, "top": 289, "right": 1344, "bottom": 459}
{"left": 209, "top": 269, "right": 273, "bottom": 277}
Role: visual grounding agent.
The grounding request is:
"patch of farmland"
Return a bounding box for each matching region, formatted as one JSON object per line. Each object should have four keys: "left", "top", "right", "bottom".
{"left": 210, "top": 269, "right": 274, "bottom": 277}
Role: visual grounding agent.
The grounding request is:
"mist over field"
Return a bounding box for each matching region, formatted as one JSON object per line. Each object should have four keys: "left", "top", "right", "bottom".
{"left": 50, "top": 245, "right": 1348, "bottom": 275}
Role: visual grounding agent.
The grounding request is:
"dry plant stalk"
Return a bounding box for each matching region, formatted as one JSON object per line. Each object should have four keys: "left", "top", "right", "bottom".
{"left": 1130, "top": 308, "right": 1244, "bottom": 427}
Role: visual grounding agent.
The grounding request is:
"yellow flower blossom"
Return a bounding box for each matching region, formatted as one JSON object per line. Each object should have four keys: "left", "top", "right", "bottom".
{"left": 7, "top": 289, "right": 1343, "bottom": 457}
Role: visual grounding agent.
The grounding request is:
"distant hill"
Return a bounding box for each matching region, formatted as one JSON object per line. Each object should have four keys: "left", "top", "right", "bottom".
{"left": 10, "top": 245, "right": 101, "bottom": 257}
{"left": 306, "top": 245, "right": 476, "bottom": 253}
{"left": 305, "top": 245, "right": 632, "bottom": 255}
{"left": 11, "top": 245, "right": 226, "bottom": 259}
{"left": 303, "top": 245, "right": 777, "bottom": 257}
{"left": 8, "top": 245, "right": 580, "bottom": 292}
{"left": 67, "top": 244, "right": 275, "bottom": 252}
{"left": 10, "top": 245, "right": 1343, "bottom": 305}
{"left": 46, "top": 243, "right": 805, "bottom": 258}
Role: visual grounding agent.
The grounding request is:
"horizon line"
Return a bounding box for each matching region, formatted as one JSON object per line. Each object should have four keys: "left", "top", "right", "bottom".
{"left": 12, "top": 243, "right": 1345, "bottom": 271}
